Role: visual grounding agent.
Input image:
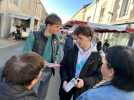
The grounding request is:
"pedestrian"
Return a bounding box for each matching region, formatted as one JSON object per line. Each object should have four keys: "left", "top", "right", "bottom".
{"left": 23, "top": 14, "right": 62, "bottom": 99}
{"left": 63, "top": 33, "right": 74, "bottom": 56}
{"left": 21, "top": 27, "right": 28, "bottom": 39}
{"left": 77, "top": 46, "right": 134, "bottom": 100}
{"left": 59, "top": 25, "right": 102, "bottom": 100}
{"left": 0, "top": 52, "right": 46, "bottom": 100}
{"left": 15, "top": 25, "right": 21, "bottom": 40}
{"left": 8, "top": 25, "right": 16, "bottom": 39}
{"left": 96, "top": 40, "right": 102, "bottom": 52}
{"left": 103, "top": 39, "right": 110, "bottom": 52}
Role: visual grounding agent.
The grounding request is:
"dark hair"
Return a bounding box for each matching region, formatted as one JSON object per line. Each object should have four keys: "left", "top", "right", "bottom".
{"left": 73, "top": 25, "right": 94, "bottom": 38}
{"left": 106, "top": 46, "right": 134, "bottom": 91}
{"left": 97, "top": 41, "right": 102, "bottom": 51}
{"left": 3, "top": 52, "right": 44, "bottom": 85}
{"left": 45, "top": 14, "right": 62, "bottom": 26}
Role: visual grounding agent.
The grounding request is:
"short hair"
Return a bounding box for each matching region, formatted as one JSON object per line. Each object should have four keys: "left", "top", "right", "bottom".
{"left": 45, "top": 14, "right": 62, "bottom": 26}
{"left": 106, "top": 46, "right": 134, "bottom": 91}
{"left": 73, "top": 25, "right": 94, "bottom": 38}
{"left": 3, "top": 52, "right": 44, "bottom": 85}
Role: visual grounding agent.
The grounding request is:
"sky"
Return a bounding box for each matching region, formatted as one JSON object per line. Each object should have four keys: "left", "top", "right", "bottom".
{"left": 41, "top": 0, "right": 94, "bottom": 23}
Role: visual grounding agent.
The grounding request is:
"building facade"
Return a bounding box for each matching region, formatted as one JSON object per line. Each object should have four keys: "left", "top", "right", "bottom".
{"left": 71, "top": 1, "right": 96, "bottom": 22}
{"left": 72, "top": 0, "right": 134, "bottom": 47}
{"left": 0, "top": 0, "right": 47, "bottom": 38}
{"left": 102, "top": 0, "right": 134, "bottom": 47}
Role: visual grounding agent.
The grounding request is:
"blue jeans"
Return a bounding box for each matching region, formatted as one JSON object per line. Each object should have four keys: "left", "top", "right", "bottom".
{"left": 34, "top": 68, "right": 52, "bottom": 100}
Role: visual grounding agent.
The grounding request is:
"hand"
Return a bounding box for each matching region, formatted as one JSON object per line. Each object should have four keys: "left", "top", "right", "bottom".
{"left": 76, "top": 78, "right": 84, "bottom": 89}
{"left": 47, "top": 63, "right": 60, "bottom": 69}
{"left": 27, "top": 77, "right": 40, "bottom": 91}
{"left": 63, "top": 81, "right": 67, "bottom": 89}
{"left": 45, "top": 61, "right": 60, "bottom": 69}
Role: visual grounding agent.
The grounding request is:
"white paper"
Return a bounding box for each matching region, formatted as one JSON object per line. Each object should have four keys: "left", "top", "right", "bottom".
{"left": 63, "top": 78, "right": 76, "bottom": 92}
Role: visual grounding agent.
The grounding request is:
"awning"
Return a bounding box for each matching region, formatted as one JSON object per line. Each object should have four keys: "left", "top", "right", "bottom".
{"left": 8, "top": 13, "right": 32, "bottom": 20}
{"left": 126, "top": 28, "right": 134, "bottom": 33}
{"left": 63, "top": 20, "right": 134, "bottom": 33}
{"left": 89, "top": 23, "right": 128, "bottom": 33}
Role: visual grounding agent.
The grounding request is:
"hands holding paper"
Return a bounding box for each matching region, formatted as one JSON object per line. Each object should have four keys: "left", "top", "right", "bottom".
{"left": 63, "top": 78, "right": 84, "bottom": 92}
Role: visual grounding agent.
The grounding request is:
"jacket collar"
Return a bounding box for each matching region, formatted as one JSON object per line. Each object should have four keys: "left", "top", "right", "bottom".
{"left": 76, "top": 42, "right": 97, "bottom": 53}
{"left": 93, "top": 80, "right": 111, "bottom": 89}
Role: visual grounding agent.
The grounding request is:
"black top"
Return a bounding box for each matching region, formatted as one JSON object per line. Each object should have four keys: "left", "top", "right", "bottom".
{"left": 0, "top": 82, "right": 37, "bottom": 100}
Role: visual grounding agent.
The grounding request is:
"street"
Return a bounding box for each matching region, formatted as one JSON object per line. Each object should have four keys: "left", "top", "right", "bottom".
{"left": 0, "top": 41, "right": 24, "bottom": 80}
{"left": 0, "top": 42, "right": 24, "bottom": 65}
{"left": 0, "top": 41, "right": 61, "bottom": 100}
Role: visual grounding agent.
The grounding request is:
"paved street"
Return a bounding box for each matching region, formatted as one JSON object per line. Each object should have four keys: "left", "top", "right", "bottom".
{"left": 0, "top": 41, "right": 23, "bottom": 64}
{"left": 0, "top": 41, "right": 24, "bottom": 79}
{"left": 45, "top": 69, "right": 61, "bottom": 100}
{"left": 0, "top": 40, "right": 61, "bottom": 100}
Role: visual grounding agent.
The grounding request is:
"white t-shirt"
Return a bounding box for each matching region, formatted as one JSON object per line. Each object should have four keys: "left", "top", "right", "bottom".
{"left": 75, "top": 43, "right": 97, "bottom": 76}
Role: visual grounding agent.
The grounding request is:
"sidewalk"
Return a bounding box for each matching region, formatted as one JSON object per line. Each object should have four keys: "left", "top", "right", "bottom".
{"left": 0, "top": 39, "right": 22, "bottom": 49}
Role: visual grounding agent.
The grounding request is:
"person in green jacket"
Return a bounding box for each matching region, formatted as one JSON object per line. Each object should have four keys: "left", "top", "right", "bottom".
{"left": 23, "top": 14, "right": 62, "bottom": 100}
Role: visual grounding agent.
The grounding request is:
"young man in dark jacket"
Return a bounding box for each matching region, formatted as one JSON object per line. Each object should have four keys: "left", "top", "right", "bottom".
{"left": 59, "top": 25, "right": 102, "bottom": 100}
{"left": 0, "top": 52, "right": 45, "bottom": 100}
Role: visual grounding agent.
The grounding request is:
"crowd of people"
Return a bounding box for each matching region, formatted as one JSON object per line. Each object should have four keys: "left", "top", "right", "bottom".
{"left": 0, "top": 13, "right": 134, "bottom": 100}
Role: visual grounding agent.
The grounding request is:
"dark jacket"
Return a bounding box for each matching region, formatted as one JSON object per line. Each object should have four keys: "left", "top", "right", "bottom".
{"left": 63, "top": 34, "right": 73, "bottom": 56}
{"left": 0, "top": 82, "right": 37, "bottom": 100}
{"left": 60, "top": 45, "right": 102, "bottom": 97}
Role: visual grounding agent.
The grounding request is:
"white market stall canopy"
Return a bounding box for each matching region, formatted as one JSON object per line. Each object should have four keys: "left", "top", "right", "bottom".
{"left": 8, "top": 12, "right": 32, "bottom": 20}
{"left": 62, "top": 20, "right": 134, "bottom": 33}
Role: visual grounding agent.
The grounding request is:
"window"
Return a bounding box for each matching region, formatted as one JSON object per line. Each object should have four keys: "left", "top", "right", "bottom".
{"left": 119, "top": 0, "right": 130, "bottom": 17}
{"left": 87, "top": 16, "right": 91, "bottom": 22}
{"left": 13, "top": 0, "right": 19, "bottom": 6}
{"left": 99, "top": 8, "right": 105, "bottom": 23}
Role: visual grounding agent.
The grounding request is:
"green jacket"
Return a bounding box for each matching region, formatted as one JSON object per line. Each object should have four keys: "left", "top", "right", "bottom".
{"left": 23, "top": 31, "right": 63, "bottom": 63}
